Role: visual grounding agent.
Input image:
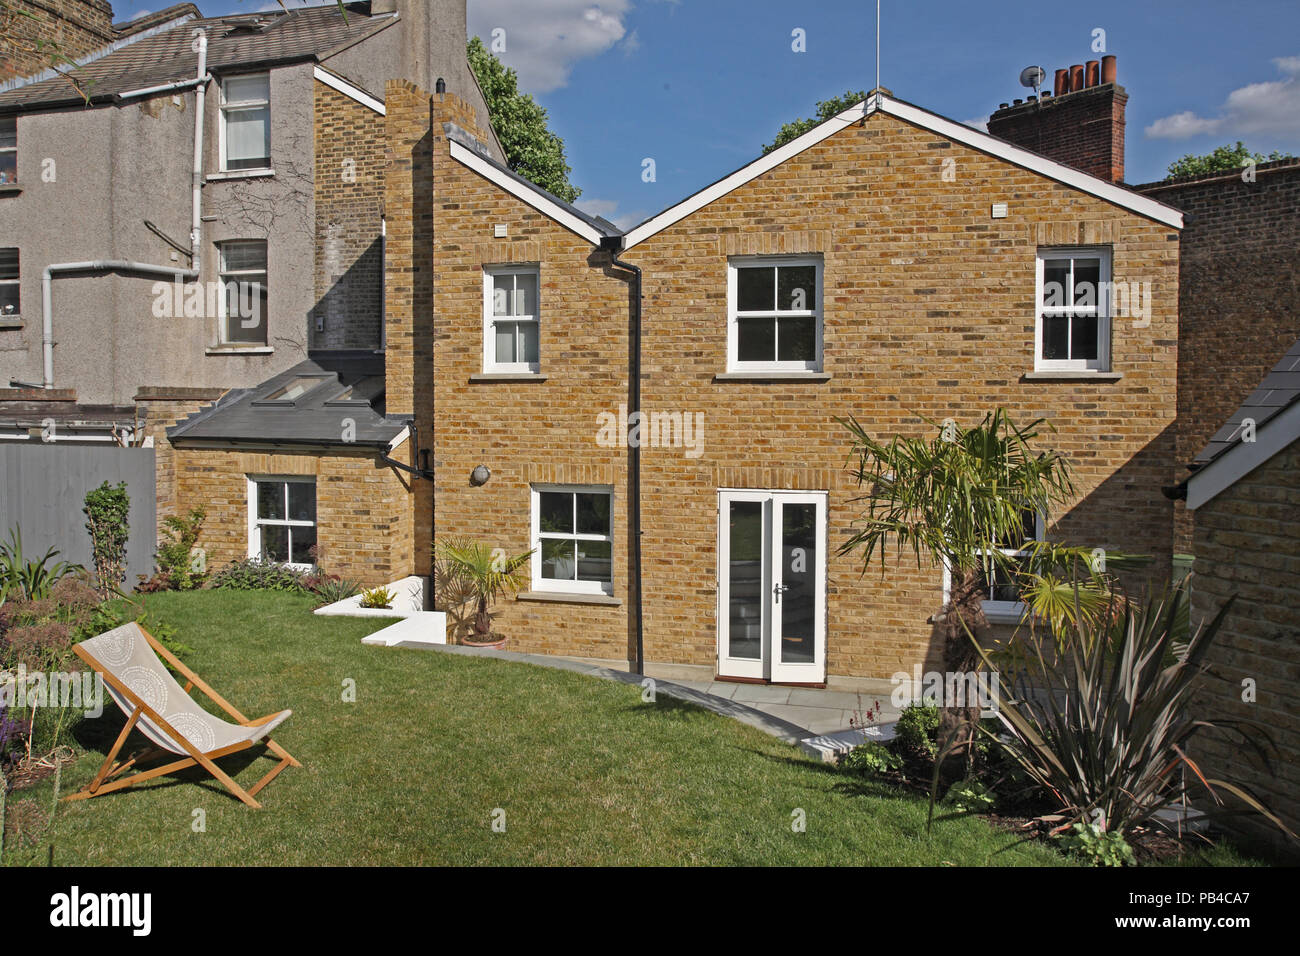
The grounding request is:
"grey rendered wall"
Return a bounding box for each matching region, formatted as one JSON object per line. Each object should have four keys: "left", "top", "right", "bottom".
{"left": 0, "top": 443, "right": 157, "bottom": 586}
{"left": 0, "top": 60, "right": 318, "bottom": 405}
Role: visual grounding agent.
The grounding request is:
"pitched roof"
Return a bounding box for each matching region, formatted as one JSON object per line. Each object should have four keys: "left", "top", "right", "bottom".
{"left": 1185, "top": 337, "right": 1300, "bottom": 509}
{"left": 444, "top": 124, "right": 621, "bottom": 245}
{"left": 167, "top": 352, "right": 406, "bottom": 448}
{"left": 619, "top": 92, "right": 1183, "bottom": 249}
{"left": 0, "top": 2, "right": 396, "bottom": 112}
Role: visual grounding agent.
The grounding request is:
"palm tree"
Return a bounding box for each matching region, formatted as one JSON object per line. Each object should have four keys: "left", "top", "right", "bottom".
{"left": 838, "top": 409, "right": 1079, "bottom": 761}
{"left": 433, "top": 538, "right": 533, "bottom": 644}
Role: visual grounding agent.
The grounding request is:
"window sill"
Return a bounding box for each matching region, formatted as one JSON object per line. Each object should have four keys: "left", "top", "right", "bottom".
{"left": 1022, "top": 371, "right": 1123, "bottom": 382}
{"left": 516, "top": 590, "right": 620, "bottom": 607}
{"left": 0, "top": 184, "right": 20, "bottom": 196}
{"left": 0, "top": 317, "right": 23, "bottom": 330}
{"left": 206, "top": 346, "right": 273, "bottom": 355}
{"left": 206, "top": 168, "right": 274, "bottom": 182}
{"left": 714, "top": 371, "right": 832, "bottom": 382}
{"left": 469, "top": 373, "right": 547, "bottom": 383}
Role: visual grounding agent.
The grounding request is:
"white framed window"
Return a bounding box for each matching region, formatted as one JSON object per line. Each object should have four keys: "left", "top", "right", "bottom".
{"left": 483, "top": 265, "right": 539, "bottom": 372}
{"left": 0, "top": 116, "right": 16, "bottom": 185}
{"left": 531, "top": 484, "right": 613, "bottom": 595}
{"left": 1035, "top": 247, "right": 1111, "bottom": 371}
{"left": 218, "top": 239, "right": 268, "bottom": 345}
{"left": 220, "top": 73, "right": 271, "bottom": 171}
{"left": 727, "top": 255, "right": 823, "bottom": 371}
{"left": 247, "top": 477, "right": 316, "bottom": 568}
{"left": 974, "top": 508, "right": 1044, "bottom": 623}
{"left": 0, "top": 248, "right": 18, "bottom": 319}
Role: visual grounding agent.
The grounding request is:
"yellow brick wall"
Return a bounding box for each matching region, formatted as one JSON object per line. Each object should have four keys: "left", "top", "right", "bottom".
{"left": 412, "top": 95, "right": 1179, "bottom": 678}
{"left": 1190, "top": 442, "right": 1300, "bottom": 854}
{"left": 170, "top": 446, "right": 414, "bottom": 586}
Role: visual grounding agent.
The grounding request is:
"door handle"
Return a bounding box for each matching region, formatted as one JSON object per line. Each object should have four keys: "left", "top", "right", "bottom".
{"left": 773, "top": 583, "right": 789, "bottom": 603}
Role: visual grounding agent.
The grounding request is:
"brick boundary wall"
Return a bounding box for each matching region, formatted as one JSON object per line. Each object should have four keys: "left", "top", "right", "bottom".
{"left": 1135, "top": 160, "right": 1300, "bottom": 553}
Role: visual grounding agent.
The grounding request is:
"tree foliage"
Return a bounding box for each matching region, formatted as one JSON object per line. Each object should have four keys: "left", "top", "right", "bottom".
{"left": 467, "top": 36, "right": 580, "bottom": 203}
{"left": 763, "top": 90, "right": 868, "bottom": 155}
{"left": 83, "top": 482, "right": 129, "bottom": 598}
{"left": 1165, "top": 141, "right": 1293, "bottom": 181}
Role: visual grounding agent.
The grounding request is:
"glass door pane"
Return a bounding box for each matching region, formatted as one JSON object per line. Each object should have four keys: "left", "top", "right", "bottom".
{"left": 727, "top": 500, "right": 763, "bottom": 661}
{"left": 778, "top": 502, "right": 816, "bottom": 664}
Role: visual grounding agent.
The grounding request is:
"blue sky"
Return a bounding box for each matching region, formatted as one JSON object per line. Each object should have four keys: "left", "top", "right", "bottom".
{"left": 114, "top": 1, "right": 1300, "bottom": 229}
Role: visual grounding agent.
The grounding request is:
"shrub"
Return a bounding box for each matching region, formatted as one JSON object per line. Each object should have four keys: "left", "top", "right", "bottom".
{"left": 1057, "top": 822, "right": 1136, "bottom": 867}
{"left": 83, "top": 482, "right": 130, "bottom": 597}
{"left": 839, "top": 740, "right": 903, "bottom": 776}
{"left": 209, "top": 558, "right": 305, "bottom": 592}
{"left": 0, "top": 528, "right": 81, "bottom": 604}
{"left": 153, "top": 507, "right": 207, "bottom": 591}
{"left": 942, "top": 778, "right": 997, "bottom": 814}
{"left": 974, "top": 586, "right": 1291, "bottom": 841}
{"left": 359, "top": 586, "right": 394, "bottom": 609}
{"left": 895, "top": 704, "right": 940, "bottom": 759}
{"left": 305, "top": 575, "right": 361, "bottom": 606}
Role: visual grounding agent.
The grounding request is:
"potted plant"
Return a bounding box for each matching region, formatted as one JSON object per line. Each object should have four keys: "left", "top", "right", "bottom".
{"left": 434, "top": 538, "right": 532, "bottom": 648}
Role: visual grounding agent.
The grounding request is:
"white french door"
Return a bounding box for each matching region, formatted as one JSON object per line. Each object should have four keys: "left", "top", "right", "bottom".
{"left": 717, "top": 489, "right": 827, "bottom": 683}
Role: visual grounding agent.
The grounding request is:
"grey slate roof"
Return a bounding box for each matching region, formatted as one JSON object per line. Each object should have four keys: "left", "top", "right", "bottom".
{"left": 1192, "top": 337, "right": 1300, "bottom": 468}
{"left": 167, "top": 352, "right": 405, "bottom": 448}
{"left": 0, "top": 2, "right": 394, "bottom": 112}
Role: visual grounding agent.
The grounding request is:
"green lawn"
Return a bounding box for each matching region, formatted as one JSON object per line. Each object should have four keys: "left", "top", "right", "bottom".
{"left": 2, "top": 590, "right": 1105, "bottom": 865}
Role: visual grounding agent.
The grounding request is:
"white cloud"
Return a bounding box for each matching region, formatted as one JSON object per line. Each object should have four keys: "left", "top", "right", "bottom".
{"left": 575, "top": 198, "right": 649, "bottom": 230}
{"left": 128, "top": 8, "right": 153, "bottom": 21}
{"left": 1145, "top": 55, "right": 1300, "bottom": 141}
{"left": 468, "top": 1, "right": 631, "bottom": 93}
{"left": 961, "top": 116, "right": 988, "bottom": 132}
{"left": 621, "top": 29, "right": 641, "bottom": 56}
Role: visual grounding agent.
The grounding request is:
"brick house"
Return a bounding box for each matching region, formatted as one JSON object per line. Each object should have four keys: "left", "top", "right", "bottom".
{"left": 388, "top": 82, "right": 1184, "bottom": 683}
{"left": 1180, "top": 339, "right": 1300, "bottom": 852}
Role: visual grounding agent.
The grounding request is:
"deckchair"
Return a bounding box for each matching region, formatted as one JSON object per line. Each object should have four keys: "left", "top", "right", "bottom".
{"left": 66, "top": 622, "right": 300, "bottom": 809}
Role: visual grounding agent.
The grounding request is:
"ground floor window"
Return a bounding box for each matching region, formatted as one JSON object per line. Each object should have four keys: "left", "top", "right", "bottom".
{"left": 531, "top": 485, "right": 613, "bottom": 595}
{"left": 973, "top": 508, "right": 1044, "bottom": 621}
{"left": 248, "top": 476, "right": 316, "bottom": 568}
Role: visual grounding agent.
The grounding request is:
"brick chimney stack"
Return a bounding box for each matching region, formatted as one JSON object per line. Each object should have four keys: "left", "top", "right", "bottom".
{"left": 987, "top": 54, "right": 1127, "bottom": 184}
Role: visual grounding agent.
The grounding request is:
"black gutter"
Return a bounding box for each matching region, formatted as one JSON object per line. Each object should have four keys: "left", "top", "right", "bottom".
{"left": 601, "top": 235, "right": 644, "bottom": 676}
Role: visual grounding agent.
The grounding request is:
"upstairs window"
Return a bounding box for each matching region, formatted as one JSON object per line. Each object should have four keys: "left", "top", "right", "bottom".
{"left": 221, "top": 73, "right": 270, "bottom": 171}
{"left": 728, "top": 256, "right": 823, "bottom": 372}
{"left": 483, "top": 266, "right": 539, "bottom": 373}
{"left": 0, "top": 248, "right": 18, "bottom": 319}
{"left": 219, "top": 240, "right": 268, "bottom": 345}
{"left": 0, "top": 116, "right": 15, "bottom": 184}
{"left": 1036, "top": 247, "right": 1111, "bottom": 371}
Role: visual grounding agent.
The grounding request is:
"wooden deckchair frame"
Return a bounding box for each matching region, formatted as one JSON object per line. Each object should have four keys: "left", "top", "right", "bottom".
{"left": 65, "top": 625, "right": 301, "bottom": 809}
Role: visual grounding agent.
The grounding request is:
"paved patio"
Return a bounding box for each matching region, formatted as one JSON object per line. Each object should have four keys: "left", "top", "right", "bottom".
{"left": 380, "top": 638, "right": 900, "bottom": 761}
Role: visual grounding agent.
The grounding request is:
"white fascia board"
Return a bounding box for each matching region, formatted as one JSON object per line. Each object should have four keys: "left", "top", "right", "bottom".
{"left": 622, "top": 100, "right": 874, "bottom": 249}
{"left": 448, "top": 139, "right": 605, "bottom": 246}
{"left": 621, "top": 94, "right": 1182, "bottom": 250}
{"left": 313, "top": 66, "right": 385, "bottom": 115}
{"left": 1186, "top": 400, "right": 1300, "bottom": 510}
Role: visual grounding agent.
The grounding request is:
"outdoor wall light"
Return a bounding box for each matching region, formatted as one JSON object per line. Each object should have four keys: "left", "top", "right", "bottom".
{"left": 470, "top": 464, "right": 490, "bottom": 486}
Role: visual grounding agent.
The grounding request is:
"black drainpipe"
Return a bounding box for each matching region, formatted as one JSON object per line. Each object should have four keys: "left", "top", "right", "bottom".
{"left": 601, "top": 235, "right": 644, "bottom": 676}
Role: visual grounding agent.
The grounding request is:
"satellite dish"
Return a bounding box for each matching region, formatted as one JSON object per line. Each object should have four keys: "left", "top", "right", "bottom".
{"left": 1019, "top": 65, "right": 1047, "bottom": 95}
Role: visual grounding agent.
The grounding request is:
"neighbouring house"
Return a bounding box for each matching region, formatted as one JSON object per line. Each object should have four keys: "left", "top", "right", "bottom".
{"left": 1179, "top": 338, "right": 1300, "bottom": 853}
{"left": 1132, "top": 159, "right": 1300, "bottom": 559}
{"left": 0, "top": 0, "right": 498, "bottom": 578}
{"left": 360, "top": 76, "right": 1184, "bottom": 683}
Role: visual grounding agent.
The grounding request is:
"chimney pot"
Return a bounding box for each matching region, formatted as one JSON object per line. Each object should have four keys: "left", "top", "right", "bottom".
{"left": 1069, "top": 64, "right": 1085, "bottom": 92}
{"left": 1086, "top": 60, "right": 1100, "bottom": 87}
{"left": 999, "top": 102, "right": 1009, "bottom": 110}
{"left": 1054, "top": 68, "right": 1069, "bottom": 95}
{"left": 1101, "top": 54, "right": 1117, "bottom": 84}
{"left": 1013, "top": 98, "right": 1023, "bottom": 106}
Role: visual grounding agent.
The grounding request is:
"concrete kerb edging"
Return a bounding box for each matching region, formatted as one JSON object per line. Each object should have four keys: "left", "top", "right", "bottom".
{"left": 378, "top": 639, "right": 896, "bottom": 760}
